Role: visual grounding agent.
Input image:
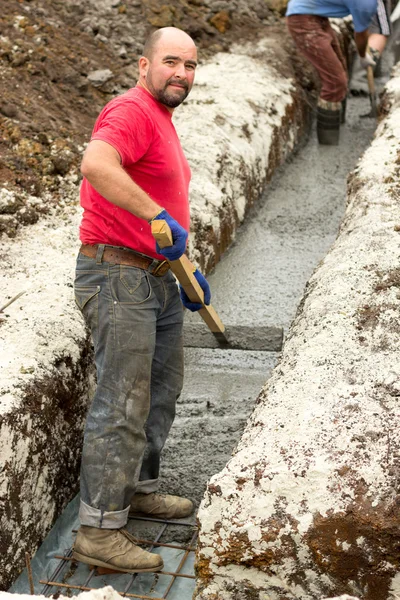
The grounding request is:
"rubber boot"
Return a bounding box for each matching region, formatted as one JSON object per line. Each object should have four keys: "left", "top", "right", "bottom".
{"left": 317, "top": 103, "right": 341, "bottom": 145}
{"left": 341, "top": 97, "right": 347, "bottom": 124}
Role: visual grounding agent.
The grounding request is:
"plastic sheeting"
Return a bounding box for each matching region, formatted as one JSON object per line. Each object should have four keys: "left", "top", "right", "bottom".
{"left": 10, "top": 495, "right": 196, "bottom": 599}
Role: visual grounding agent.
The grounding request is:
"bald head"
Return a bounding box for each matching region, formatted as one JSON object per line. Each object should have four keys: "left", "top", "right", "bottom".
{"left": 138, "top": 27, "right": 197, "bottom": 112}
{"left": 143, "top": 27, "right": 196, "bottom": 61}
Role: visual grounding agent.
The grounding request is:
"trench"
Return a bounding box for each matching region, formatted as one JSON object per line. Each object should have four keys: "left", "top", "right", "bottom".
{"left": 10, "top": 80, "right": 383, "bottom": 598}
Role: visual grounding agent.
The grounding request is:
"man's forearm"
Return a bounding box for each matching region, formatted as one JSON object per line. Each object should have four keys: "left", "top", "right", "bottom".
{"left": 82, "top": 160, "right": 162, "bottom": 222}
{"left": 354, "top": 30, "right": 369, "bottom": 57}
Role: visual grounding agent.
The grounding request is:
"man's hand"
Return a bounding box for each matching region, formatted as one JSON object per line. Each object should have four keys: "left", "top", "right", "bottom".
{"left": 180, "top": 269, "right": 211, "bottom": 311}
{"left": 360, "top": 52, "right": 376, "bottom": 70}
{"left": 150, "top": 209, "right": 188, "bottom": 261}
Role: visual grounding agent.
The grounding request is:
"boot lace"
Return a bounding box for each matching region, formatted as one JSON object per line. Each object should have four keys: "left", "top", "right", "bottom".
{"left": 119, "top": 529, "right": 139, "bottom": 544}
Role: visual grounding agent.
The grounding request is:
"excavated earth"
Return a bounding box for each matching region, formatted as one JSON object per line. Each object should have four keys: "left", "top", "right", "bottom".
{"left": 0, "top": 0, "right": 306, "bottom": 240}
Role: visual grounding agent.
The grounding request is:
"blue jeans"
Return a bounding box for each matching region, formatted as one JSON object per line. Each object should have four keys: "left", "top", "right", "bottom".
{"left": 74, "top": 249, "right": 184, "bottom": 528}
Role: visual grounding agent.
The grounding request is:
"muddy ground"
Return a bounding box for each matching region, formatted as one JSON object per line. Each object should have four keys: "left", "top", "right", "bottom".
{"left": 0, "top": 0, "right": 317, "bottom": 237}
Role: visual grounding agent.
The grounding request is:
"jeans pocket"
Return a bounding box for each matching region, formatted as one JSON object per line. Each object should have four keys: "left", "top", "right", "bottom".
{"left": 75, "top": 285, "right": 100, "bottom": 310}
{"left": 74, "top": 286, "right": 100, "bottom": 345}
{"left": 116, "top": 266, "right": 152, "bottom": 304}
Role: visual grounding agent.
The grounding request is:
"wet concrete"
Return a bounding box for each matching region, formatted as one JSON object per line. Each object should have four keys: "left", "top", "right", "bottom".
{"left": 194, "top": 97, "right": 376, "bottom": 331}
{"left": 159, "top": 94, "right": 377, "bottom": 518}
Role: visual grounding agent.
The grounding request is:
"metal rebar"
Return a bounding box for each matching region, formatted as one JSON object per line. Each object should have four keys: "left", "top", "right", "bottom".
{"left": 129, "top": 537, "right": 197, "bottom": 552}
{"left": 44, "top": 519, "right": 198, "bottom": 598}
{"left": 121, "top": 523, "right": 168, "bottom": 597}
{"left": 82, "top": 560, "right": 97, "bottom": 588}
{"left": 159, "top": 570, "right": 195, "bottom": 580}
{"left": 162, "top": 530, "right": 198, "bottom": 598}
{"left": 39, "top": 580, "right": 164, "bottom": 600}
{"left": 41, "top": 549, "right": 73, "bottom": 596}
{"left": 129, "top": 515, "right": 195, "bottom": 526}
{"left": 25, "top": 553, "right": 35, "bottom": 595}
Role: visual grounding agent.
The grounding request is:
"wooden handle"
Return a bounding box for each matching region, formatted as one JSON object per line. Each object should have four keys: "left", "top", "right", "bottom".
{"left": 366, "top": 65, "right": 375, "bottom": 95}
{"left": 151, "top": 220, "right": 225, "bottom": 333}
{"left": 151, "top": 219, "right": 173, "bottom": 247}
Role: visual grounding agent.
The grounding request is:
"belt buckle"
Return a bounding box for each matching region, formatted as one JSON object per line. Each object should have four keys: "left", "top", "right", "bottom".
{"left": 152, "top": 260, "right": 169, "bottom": 277}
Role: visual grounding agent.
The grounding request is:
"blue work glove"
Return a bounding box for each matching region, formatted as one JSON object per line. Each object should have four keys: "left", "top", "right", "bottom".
{"left": 151, "top": 209, "right": 188, "bottom": 261}
{"left": 180, "top": 269, "right": 211, "bottom": 312}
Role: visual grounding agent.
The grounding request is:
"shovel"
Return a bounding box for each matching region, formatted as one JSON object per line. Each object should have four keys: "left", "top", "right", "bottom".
{"left": 151, "top": 220, "right": 283, "bottom": 351}
{"left": 151, "top": 218, "right": 228, "bottom": 346}
{"left": 361, "top": 65, "right": 379, "bottom": 118}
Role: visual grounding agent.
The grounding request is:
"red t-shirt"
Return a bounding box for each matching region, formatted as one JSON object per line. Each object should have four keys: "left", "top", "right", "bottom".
{"left": 79, "top": 86, "right": 191, "bottom": 260}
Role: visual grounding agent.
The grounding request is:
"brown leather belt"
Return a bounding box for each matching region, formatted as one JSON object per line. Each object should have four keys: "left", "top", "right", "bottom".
{"left": 79, "top": 244, "right": 170, "bottom": 277}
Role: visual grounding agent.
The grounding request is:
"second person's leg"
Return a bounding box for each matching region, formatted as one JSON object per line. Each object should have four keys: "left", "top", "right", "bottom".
{"left": 286, "top": 14, "right": 347, "bottom": 144}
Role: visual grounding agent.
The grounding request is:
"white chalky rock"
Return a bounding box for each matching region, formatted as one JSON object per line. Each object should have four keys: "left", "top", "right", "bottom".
{"left": 87, "top": 68, "right": 114, "bottom": 87}
{"left": 323, "top": 597, "right": 361, "bottom": 600}
{"left": 0, "top": 586, "right": 123, "bottom": 600}
{"left": 194, "top": 64, "right": 400, "bottom": 600}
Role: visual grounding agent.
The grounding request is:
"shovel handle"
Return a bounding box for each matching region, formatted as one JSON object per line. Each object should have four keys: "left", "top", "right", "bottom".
{"left": 151, "top": 220, "right": 225, "bottom": 333}
{"left": 366, "top": 64, "right": 378, "bottom": 117}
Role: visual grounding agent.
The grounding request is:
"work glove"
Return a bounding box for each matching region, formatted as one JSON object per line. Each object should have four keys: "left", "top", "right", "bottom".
{"left": 359, "top": 52, "right": 376, "bottom": 70}
{"left": 150, "top": 209, "right": 188, "bottom": 261}
{"left": 180, "top": 269, "right": 211, "bottom": 312}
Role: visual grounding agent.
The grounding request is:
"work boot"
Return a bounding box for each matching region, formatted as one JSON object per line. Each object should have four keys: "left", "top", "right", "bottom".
{"left": 316, "top": 99, "right": 341, "bottom": 145}
{"left": 130, "top": 492, "right": 194, "bottom": 519}
{"left": 73, "top": 526, "right": 163, "bottom": 573}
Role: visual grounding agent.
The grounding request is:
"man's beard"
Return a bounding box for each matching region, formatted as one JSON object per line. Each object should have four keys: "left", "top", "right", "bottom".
{"left": 147, "top": 73, "right": 189, "bottom": 108}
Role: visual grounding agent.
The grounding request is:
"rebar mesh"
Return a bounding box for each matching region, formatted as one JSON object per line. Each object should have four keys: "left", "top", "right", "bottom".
{"left": 39, "top": 516, "right": 197, "bottom": 600}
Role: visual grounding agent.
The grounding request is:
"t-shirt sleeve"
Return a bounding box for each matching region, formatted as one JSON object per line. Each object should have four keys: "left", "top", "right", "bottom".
{"left": 347, "top": 0, "right": 377, "bottom": 32}
{"left": 91, "top": 101, "right": 154, "bottom": 167}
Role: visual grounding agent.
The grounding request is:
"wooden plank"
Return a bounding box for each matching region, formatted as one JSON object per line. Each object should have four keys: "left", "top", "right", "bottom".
{"left": 151, "top": 220, "right": 226, "bottom": 334}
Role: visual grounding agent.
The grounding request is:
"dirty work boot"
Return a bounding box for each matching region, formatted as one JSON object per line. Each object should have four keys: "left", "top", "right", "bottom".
{"left": 316, "top": 98, "right": 341, "bottom": 145}
{"left": 130, "top": 493, "right": 194, "bottom": 519}
{"left": 73, "top": 526, "right": 163, "bottom": 573}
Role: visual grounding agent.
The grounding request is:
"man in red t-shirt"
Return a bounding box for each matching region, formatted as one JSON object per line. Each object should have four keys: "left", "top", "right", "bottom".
{"left": 73, "top": 27, "right": 210, "bottom": 574}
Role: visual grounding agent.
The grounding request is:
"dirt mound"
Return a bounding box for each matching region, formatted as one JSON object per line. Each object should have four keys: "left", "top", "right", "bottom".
{"left": 0, "top": 0, "right": 315, "bottom": 238}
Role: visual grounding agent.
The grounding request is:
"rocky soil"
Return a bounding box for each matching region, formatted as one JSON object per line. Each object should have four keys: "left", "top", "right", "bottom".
{"left": 0, "top": 0, "right": 315, "bottom": 238}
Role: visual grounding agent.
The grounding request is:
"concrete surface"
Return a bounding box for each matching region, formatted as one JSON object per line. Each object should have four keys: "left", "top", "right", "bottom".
{"left": 182, "top": 323, "right": 283, "bottom": 351}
